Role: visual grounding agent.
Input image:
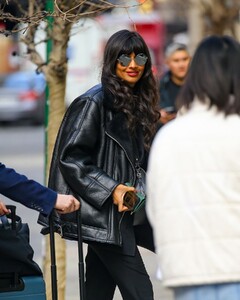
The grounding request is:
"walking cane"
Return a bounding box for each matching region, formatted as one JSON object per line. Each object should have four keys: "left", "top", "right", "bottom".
{"left": 77, "top": 207, "right": 86, "bottom": 300}
{"left": 49, "top": 212, "right": 58, "bottom": 300}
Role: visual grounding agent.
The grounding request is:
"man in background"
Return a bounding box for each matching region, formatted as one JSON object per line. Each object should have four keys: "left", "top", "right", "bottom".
{"left": 159, "top": 42, "right": 191, "bottom": 127}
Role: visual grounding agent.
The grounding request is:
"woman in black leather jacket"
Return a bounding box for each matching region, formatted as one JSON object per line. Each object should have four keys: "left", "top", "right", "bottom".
{"left": 43, "top": 29, "right": 159, "bottom": 300}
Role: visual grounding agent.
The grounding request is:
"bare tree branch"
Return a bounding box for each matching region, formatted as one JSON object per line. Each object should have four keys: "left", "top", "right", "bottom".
{"left": 0, "top": 0, "right": 144, "bottom": 75}
{"left": 0, "top": 0, "right": 138, "bottom": 33}
{"left": 175, "top": 0, "right": 239, "bottom": 36}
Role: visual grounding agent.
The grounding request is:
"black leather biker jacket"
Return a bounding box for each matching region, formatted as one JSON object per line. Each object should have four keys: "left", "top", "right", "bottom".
{"left": 38, "top": 84, "right": 145, "bottom": 247}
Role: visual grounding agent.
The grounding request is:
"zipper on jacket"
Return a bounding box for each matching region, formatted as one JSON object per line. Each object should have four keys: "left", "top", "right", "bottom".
{"left": 105, "top": 132, "right": 136, "bottom": 181}
{"left": 105, "top": 131, "right": 136, "bottom": 243}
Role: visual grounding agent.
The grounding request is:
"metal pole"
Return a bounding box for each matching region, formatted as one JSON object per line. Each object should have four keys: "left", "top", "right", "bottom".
{"left": 44, "top": 0, "right": 53, "bottom": 183}
{"left": 45, "top": 1, "right": 55, "bottom": 300}
{"left": 77, "top": 208, "right": 86, "bottom": 300}
{"left": 49, "top": 213, "right": 58, "bottom": 300}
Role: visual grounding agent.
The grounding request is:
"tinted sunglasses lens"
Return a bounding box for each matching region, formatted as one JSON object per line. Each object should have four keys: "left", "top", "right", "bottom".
{"left": 118, "top": 55, "right": 131, "bottom": 67}
{"left": 135, "top": 54, "right": 148, "bottom": 66}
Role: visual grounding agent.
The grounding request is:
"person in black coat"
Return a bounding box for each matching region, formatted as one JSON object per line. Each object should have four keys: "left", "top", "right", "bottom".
{"left": 0, "top": 162, "right": 80, "bottom": 215}
{"left": 39, "top": 30, "right": 160, "bottom": 300}
{"left": 159, "top": 42, "right": 190, "bottom": 127}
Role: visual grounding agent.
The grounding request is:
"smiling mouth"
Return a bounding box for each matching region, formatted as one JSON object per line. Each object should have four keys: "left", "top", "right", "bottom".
{"left": 127, "top": 72, "right": 138, "bottom": 77}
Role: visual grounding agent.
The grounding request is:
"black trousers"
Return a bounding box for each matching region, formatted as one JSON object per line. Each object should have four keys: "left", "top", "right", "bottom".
{"left": 85, "top": 244, "right": 154, "bottom": 300}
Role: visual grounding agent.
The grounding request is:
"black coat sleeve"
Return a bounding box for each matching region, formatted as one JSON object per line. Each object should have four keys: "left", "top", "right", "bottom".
{"left": 57, "top": 96, "right": 118, "bottom": 210}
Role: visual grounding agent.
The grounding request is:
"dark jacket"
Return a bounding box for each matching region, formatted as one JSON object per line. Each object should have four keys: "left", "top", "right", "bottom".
{"left": 39, "top": 84, "right": 148, "bottom": 247}
{"left": 0, "top": 162, "right": 56, "bottom": 215}
{"left": 159, "top": 70, "right": 180, "bottom": 110}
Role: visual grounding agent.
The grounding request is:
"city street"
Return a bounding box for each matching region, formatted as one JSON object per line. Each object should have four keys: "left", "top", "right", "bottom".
{"left": 0, "top": 124, "right": 174, "bottom": 300}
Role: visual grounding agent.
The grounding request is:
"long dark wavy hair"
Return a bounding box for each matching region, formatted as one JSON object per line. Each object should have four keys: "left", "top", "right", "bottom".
{"left": 177, "top": 35, "right": 240, "bottom": 115}
{"left": 101, "top": 29, "right": 160, "bottom": 151}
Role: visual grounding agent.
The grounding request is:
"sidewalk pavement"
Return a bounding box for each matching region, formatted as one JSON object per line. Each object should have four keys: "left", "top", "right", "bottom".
{"left": 65, "top": 241, "right": 174, "bottom": 300}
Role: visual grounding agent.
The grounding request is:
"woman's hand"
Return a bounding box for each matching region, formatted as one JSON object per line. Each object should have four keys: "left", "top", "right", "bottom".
{"left": 112, "top": 184, "right": 136, "bottom": 212}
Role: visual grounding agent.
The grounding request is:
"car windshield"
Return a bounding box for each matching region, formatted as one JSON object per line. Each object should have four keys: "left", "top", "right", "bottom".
{"left": 3, "top": 72, "right": 46, "bottom": 93}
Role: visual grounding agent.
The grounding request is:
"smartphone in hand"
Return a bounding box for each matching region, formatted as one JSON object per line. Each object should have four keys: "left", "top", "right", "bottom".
{"left": 123, "top": 191, "right": 137, "bottom": 210}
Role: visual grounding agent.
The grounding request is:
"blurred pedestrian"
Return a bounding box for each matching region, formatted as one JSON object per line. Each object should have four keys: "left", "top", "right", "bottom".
{"left": 159, "top": 42, "right": 190, "bottom": 127}
{"left": 147, "top": 35, "right": 240, "bottom": 300}
{"left": 40, "top": 29, "right": 159, "bottom": 300}
{"left": 0, "top": 162, "right": 80, "bottom": 215}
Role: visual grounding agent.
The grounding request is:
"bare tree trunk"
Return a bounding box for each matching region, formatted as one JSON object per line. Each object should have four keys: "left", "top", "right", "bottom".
{"left": 45, "top": 20, "right": 72, "bottom": 173}
{"left": 43, "top": 17, "right": 72, "bottom": 300}
{"left": 188, "top": 0, "right": 204, "bottom": 55}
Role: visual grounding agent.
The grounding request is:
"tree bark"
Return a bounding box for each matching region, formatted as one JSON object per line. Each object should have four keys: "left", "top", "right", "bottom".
{"left": 43, "top": 17, "right": 72, "bottom": 300}
{"left": 45, "top": 19, "right": 72, "bottom": 174}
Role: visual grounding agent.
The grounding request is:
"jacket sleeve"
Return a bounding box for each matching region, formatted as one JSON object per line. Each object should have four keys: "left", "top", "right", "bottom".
{"left": 58, "top": 96, "right": 119, "bottom": 210}
{"left": 0, "top": 162, "right": 57, "bottom": 215}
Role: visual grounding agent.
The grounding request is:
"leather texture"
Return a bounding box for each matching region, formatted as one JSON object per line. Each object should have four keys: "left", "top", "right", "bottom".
{"left": 39, "top": 84, "right": 145, "bottom": 246}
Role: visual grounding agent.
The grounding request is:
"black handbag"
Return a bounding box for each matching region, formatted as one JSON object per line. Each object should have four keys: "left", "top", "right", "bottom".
{"left": 0, "top": 205, "right": 42, "bottom": 276}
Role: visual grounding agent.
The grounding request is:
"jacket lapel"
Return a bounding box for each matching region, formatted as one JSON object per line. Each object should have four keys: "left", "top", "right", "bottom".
{"left": 105, "top": 111, "right": 135, "bottom": 164}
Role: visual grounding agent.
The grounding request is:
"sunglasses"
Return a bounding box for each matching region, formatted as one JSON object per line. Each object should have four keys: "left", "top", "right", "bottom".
{"left": 117, "top": 53, "right": 148, "bottom": 67}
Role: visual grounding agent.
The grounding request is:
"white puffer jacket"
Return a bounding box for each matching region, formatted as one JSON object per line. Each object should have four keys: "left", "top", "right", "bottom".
{"left": 147, "top": 99, "right": 240, "bottom": 287}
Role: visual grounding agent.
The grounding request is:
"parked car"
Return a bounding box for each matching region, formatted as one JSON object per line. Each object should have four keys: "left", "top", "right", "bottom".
{"left": 0, "top": 71, "right": 45, "bottom": 124}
